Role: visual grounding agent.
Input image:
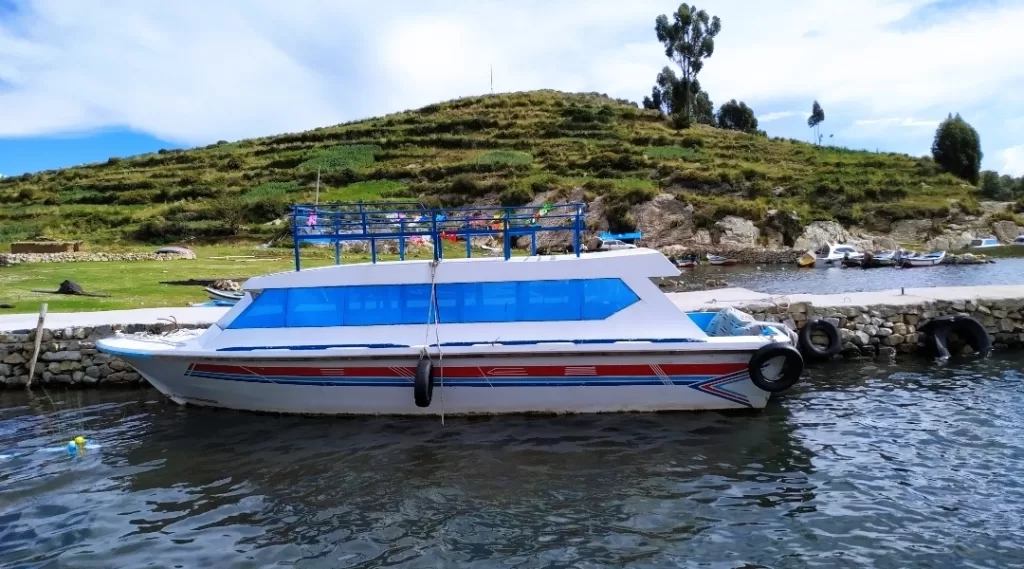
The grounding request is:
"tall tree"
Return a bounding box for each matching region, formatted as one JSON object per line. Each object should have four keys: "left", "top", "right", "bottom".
{"left": 641, "top": 66, "right": 714, "bottom": 125}
{"left": 653, "top": 4, "right": 721, "bottom": 123}
{"left": 932, "top": 113, "right": 983, "bottom": 185}
{"left": 807, "top": 100, "right": 825, "bottom": 145}
{"left": 716, "top": 99, "right": 759, "bottom": 133}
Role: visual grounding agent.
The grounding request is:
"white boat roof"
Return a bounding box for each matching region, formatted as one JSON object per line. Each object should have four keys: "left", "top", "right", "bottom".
{"left": 244, "top": 248, "right": 680, "bottom": 289}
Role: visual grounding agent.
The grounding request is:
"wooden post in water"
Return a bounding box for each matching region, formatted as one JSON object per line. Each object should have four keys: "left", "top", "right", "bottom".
{"left": 25, "top": 303, "right": 47, "bottom": 391}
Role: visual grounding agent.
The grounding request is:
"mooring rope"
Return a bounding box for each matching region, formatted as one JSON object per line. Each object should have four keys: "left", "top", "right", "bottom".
{"left": 425, "top": 258, "right": 445, "bottom": 425}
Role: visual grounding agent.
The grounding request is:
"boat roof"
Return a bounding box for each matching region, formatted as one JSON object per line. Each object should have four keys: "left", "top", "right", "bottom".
{"left": 245, "top": 248, "right": 680, "bottom": 290}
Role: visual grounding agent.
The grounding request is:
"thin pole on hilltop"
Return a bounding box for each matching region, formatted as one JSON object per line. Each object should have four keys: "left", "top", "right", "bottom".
{"left": 490, "top": 65, "right": 493, "bottom": 93}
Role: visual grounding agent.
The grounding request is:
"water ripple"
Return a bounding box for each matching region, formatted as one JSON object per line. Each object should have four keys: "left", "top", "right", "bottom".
{"left": 2, "top": 356, "right": 1024, "bottom": 568}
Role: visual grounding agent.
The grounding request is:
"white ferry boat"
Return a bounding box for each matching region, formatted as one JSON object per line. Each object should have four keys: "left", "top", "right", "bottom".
{"left": 97, "top": 202, "right": 804, "bottom": 416}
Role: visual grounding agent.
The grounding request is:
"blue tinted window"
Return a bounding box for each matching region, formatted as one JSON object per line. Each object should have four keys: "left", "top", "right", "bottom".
{"left": 519, "top": 280, "right": 582, "bottom": 321}
{"left": 230, "top": 289, "right": 287, "bottom": 328}
{"left": 467, "top": 282, "right": 518, "bottom": 322}
{"left": 286, "top": 287, "right": 343, "bottom": 327}
{"left": 401, "top": 284, "right": 433, "bottom": 324}
{"left": 228, "top": 278, "right": 638, "bottom": 328}
{"left": 346, "top": 284, "right": 403, "bottom": 325}
{"left": 583, "top": 279, "right": 640, "bottom": 319}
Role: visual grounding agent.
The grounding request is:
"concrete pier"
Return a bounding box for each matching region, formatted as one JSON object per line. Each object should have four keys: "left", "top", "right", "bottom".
{"left": 2, "top": 285, "right": 1024, "bottom": 388}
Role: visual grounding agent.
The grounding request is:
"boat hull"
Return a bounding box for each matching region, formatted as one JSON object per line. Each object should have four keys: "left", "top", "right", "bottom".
{"left": 120, "top": 352, "right": 773, "bottom": 415}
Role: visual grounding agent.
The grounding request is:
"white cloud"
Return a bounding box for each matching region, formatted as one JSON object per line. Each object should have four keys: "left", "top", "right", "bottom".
{"left": 0, "top": 0, "right": 1022, "bottom": 156}
{"left": 758, "top": 111, "right": 802, "bottom": 123}
{"left": 1000, "top": 145, "right": 1024, "bottom": 177}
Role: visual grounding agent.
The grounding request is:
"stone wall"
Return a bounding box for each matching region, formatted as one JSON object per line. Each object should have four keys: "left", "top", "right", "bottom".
{"left": 0, "top": 251, "right": 192, "bottom": 267}
{"left": 659, "top": 245, "right": 803, "bottom": 264}
{"left": 0, "top": 323, "right": 206, "bottom": 387}
{"left": 730, "top": 296, "right": 1024, "bottom": 359}
{"left": 10, "top": 240, "right": 83, "bottom": 254}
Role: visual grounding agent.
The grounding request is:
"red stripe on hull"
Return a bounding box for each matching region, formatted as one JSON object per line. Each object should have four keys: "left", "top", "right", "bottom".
{"left": 190, "top": 362, "right": 748, "bottom": 378}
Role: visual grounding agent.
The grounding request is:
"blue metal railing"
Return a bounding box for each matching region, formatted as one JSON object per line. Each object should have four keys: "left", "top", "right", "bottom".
{"left": 290, "top": 201, "right": 587, "bottom": 270}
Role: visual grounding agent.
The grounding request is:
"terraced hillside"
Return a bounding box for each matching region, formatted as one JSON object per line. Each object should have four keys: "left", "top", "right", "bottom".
{"left": 0, "top": 90, "right": 979, "bottom": 246}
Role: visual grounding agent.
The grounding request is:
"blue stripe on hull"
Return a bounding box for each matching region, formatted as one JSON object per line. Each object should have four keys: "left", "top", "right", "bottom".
{"left": 185, "top": 371, "right": 730, "bottom": 387}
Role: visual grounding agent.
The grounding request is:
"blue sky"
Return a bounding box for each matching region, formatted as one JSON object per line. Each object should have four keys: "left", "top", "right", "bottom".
{"left": 1, "top": 0, "right": 1022, "bottom": 178}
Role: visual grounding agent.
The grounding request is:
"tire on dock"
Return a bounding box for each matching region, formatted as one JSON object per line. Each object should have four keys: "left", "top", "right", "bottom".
{"left": 797, "top": 318, "right": 841, "bottom": 362}
{"left": 748, "top": 343, "right": 804, "bottom": 393}
{"left": 919, "top": 315, "right": 992, "bottom": 359}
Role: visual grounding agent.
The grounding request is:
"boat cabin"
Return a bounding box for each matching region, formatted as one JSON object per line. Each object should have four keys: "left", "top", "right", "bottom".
{"left": 968, "top": 237, "right": 1001, "bottom": 249}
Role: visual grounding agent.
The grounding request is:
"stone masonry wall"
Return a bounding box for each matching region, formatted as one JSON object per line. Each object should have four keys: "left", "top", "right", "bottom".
{"left": 0, "top": 323, "right": 208, "bottom": 388}
{"left": 733, "top": 296, "right": 1024, "bottom": 359}
{"left": 0, "top": 252, "right": 191, "bottom": 267}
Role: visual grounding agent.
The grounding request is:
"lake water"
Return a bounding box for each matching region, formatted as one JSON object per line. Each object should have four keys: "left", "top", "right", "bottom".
{"left": 2, "top": 355, "right": 1024, "bottom": 568}
{"left": 682, "top": 257, "right": 1024, "bottom": 295}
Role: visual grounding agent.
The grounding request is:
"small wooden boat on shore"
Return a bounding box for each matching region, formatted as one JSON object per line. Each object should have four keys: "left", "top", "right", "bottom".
{"left": 674, "top": 253, "right": 700, "bottom": 268}
{"left": 901, "top": 251, "right": 946, "bottom": 268}
{"left": 706, "top": 253, "right": 738, "bottom": 266}
{"left": 204, "top": 287, "right": 244, "bottom": 303}
{"left": 859, "top": 251, "right": 898, "bottom": 269}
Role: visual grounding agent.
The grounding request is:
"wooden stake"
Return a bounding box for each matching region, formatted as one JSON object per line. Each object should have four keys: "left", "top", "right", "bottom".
{"left": 25, "top": 303, "right": 47, "bottom": 391}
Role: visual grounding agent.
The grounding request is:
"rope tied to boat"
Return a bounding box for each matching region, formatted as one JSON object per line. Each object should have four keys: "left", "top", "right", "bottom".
{"left": 426, "top": 258, "right": 445, "bottom": 424}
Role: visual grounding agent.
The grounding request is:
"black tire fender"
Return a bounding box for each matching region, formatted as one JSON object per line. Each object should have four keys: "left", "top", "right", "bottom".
{"left": 920, "top": 315, "right": 991, "bottom": 359}
{"left": 748, "top": 343, "right": 804, "bottom": 393}
{"left": 798, "top": 318, "right": 841, "bottom": 361}
{"left": 415, "top": 357, "right": 434, "bottom": 408}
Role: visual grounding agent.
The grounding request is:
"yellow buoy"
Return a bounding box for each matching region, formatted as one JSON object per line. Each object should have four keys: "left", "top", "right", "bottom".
{"left": 74, "top": 436, "right": 86, "bottom": 446}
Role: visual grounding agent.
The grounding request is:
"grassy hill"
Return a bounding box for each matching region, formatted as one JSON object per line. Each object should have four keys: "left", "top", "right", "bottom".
{"left": 0, "top": 90, "right": 980, "bottom": 246}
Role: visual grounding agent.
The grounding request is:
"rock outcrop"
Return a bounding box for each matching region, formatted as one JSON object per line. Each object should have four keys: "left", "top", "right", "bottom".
{"left": 712, "top": 216, "right": 759, "bottom": 247}
{"left": 991, "top": 221, "right": 1024, "bottom": 243}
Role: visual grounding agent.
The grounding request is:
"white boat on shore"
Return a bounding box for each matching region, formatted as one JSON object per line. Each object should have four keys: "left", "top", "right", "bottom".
{"left": 798, "top": 243, "right": 863, "bottom": 268}
{"left": 98, "top": 202, "right": 804, "bottom": 416}
{"left": 204, "top": 287, "right": 244, "bottom": 304}
{"left": 901, "top": 251, "right": 946, "bottom": 268}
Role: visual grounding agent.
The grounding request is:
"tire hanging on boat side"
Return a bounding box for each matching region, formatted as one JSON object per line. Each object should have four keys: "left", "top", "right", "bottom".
{"left": 415, "top": 357, "right": 434, "bottom": 408}
{"left": 747, "top": 343, "right": 804, "bottom": 393}
{"left": 797, "top": 318, "right": 841, "bottom": 361}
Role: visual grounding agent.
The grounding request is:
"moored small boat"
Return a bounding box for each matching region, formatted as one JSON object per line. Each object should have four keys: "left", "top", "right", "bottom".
{"left": 706, "top": 253, "right": 738, "bottom": 266}
{"left": 900, "top": 251, "right": 946, "bottom": 268}
{"left": 799, "top": 243, "right": 863, "bottom": 268}
{"left": 204, "top": 287, "right": 244, "bottom": 304}
{"left": 674, "top": 254, "right": 699, "bottom": 268}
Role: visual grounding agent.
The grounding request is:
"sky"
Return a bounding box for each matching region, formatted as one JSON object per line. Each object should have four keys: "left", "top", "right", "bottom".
{"left": 0, "top": 0, "right": 1022, "bottom": 178}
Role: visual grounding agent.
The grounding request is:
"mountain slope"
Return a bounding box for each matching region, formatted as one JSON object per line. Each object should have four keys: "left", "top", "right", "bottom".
{"left": 0, "top": 90, "right": 978, "bottom": 245}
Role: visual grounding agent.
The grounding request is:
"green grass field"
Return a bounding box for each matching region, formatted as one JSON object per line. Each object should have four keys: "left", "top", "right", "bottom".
{"left": 0, "top": 243, "right": 471, "bottom": 313}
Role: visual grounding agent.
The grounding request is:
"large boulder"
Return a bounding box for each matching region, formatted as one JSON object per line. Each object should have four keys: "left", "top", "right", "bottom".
{"left": 926, "top": 230, "right": 975, "bottom": 252}
{"left": 888, "top": 220, "right": 932, "bottom": 243}
{"left": 760, "top": 210, "right": 803, "bottom": 248}
{"left": 712, "top": 216, "right": 760, "bottom": 247}
{"left": 632, "top": 193, "right": 696, "bottom": 248}
{"left": 793, "top": 221, "right": 873, "bottom": 251}
{"left": 991, "top": 220, "right": 1023, "bottom": 243}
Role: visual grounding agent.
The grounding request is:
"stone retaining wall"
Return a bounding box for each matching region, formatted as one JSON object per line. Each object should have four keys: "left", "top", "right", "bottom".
{"left": 0, "top": 252, "right": 192, "bottom": 267}
{"left": 659, "top": 245, "right": 803, "bottom": 264}
{"left": 0, "top": 323, "right": 207, "bottom": 387}
{"left": 728, "top": 296, "right": 1024, "bottom": 359}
